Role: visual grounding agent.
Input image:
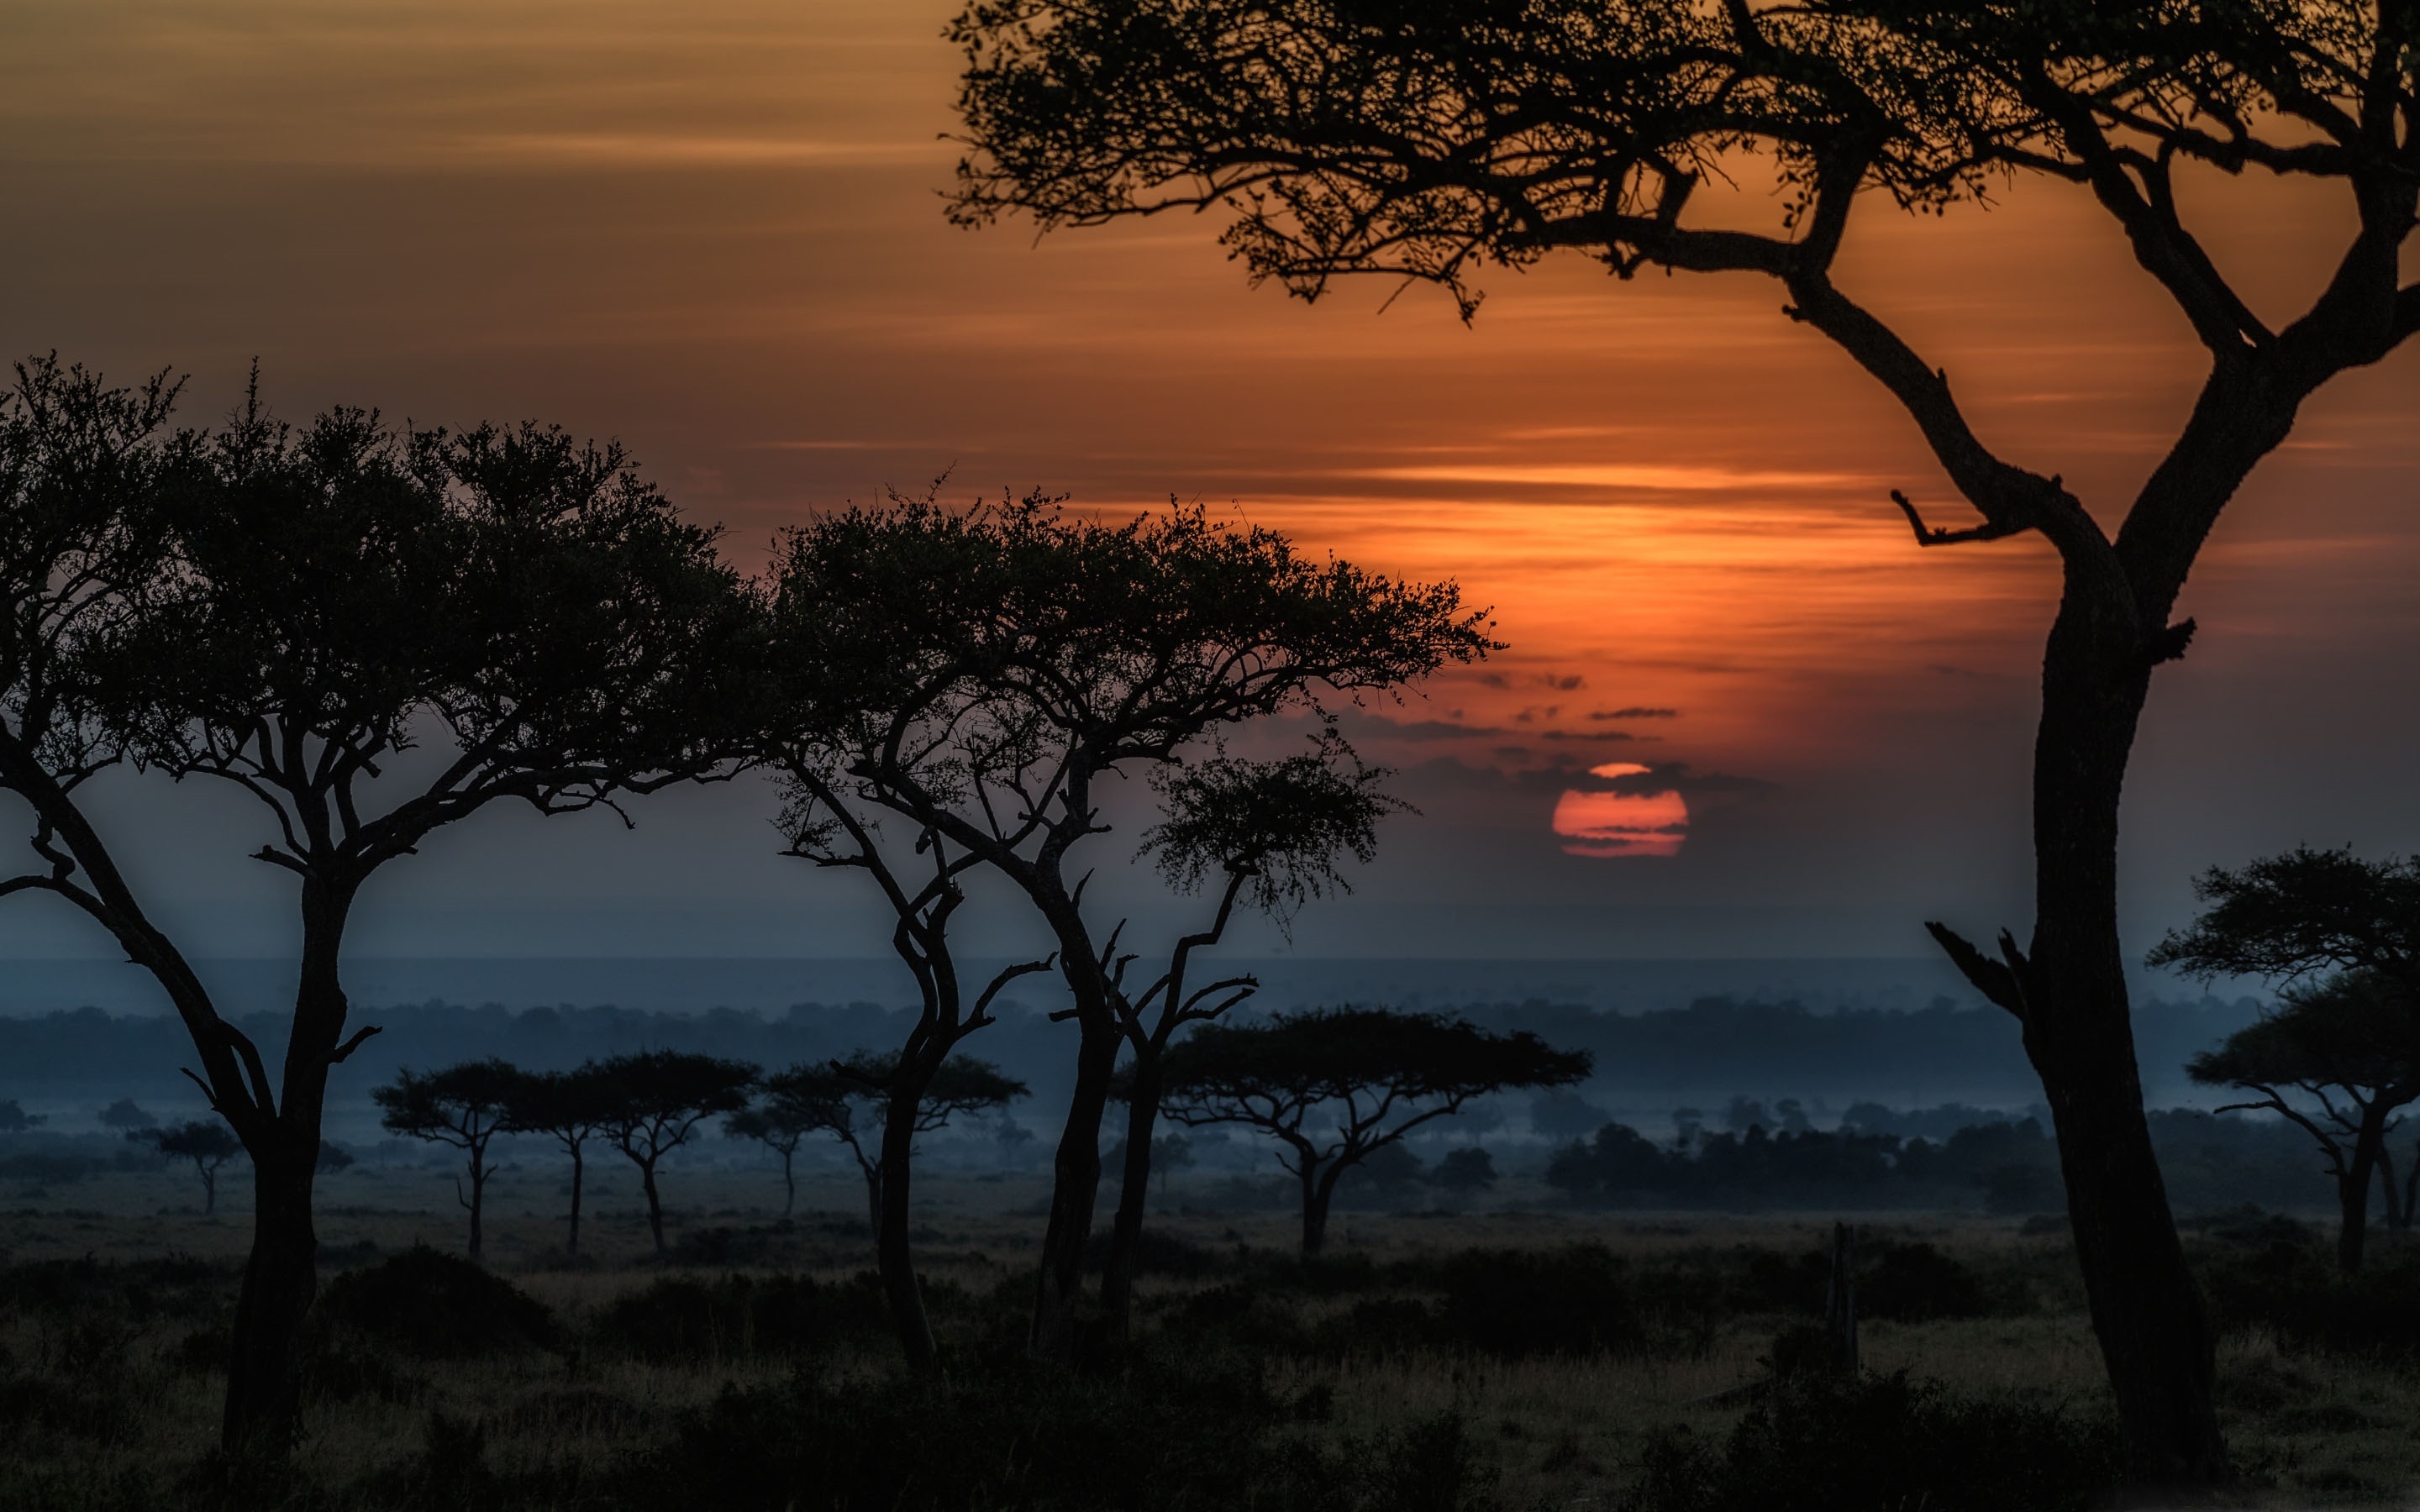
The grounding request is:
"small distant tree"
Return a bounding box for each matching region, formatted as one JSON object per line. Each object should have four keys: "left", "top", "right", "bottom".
{"left": 592, "top": 1051, "right": 758, "bottom": 1255}
{"left": 314, "top": 1141, "right": 354, "bottom": 1175}
{"left": 723, "top": 1103, "right": 813, "bottom": 1220}
{"left": 132, "top": 1118, "right": 242, "bottom": 1213}
{"left": 1150, "top": 1133, "right": 1193, "bottom": 1200}
{"left": 0, "top": 1099, "right": 45, "bottom": 1131}
{"left": 372, "top": 1059, "right": 523, "bottom": 1260}
{"left": 502, "top": 1064, "right": 621, "bottom": 1257}
{"left": 2186, "top": 974, "right": 2417, "bottom": 1274}
{"left": 2153, "top": 847, "right": 2420, "bottom": 1273}
{"left": 98, "top": 1097, "right": 155, "bottom": 1130}
{"left": 1160, "top": 1007, "right": 1591, "bottom": 1256}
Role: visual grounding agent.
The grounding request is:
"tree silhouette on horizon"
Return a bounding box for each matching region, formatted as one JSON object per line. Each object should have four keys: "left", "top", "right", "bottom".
{"left": 950, "top": 0, "right": 2420, "bottom": 1480}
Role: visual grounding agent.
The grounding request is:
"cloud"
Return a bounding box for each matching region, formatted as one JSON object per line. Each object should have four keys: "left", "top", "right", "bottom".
{"left": 1538, "top": 729, "right": 1637, "bottom": 743}
{"left": 1345, "top": 463, "right": 1868, "bottom": 491}
{"left": 1591, "top": 706, "right": 1680, "bottom": 720}
{"left": 1539, "top": 674, "right": 1587, "bottom": 691}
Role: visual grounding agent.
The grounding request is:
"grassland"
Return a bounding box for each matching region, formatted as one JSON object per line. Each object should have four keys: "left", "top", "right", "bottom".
{"left": 4, "top": 1163, "right": 2418, "bottom": 1509}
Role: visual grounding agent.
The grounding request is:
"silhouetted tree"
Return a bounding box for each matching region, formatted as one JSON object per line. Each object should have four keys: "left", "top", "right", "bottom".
{"left": 592, "top": 1051, "right": 759, "bottom": 1255}
{"left": 132, "top": 1118, "right": 243, "bottom": 1213}
{"left": 2186, "top": 973, "right": 2416, "bottom": 1273}
{"left": 751, "top": 1048, "right": 1026, "bottom": 1368}
{"left": 951, "top": 1, "right": 2420, "bottom": 1479}
{"left": 723, "top": 1103, "right": 812, "bottom": 1220}
{"left": 1102, "top": 732, "right": 1403, "bottom": 1338}
{"left": 1159, "top": 1007, "right": 1589, "bottom": 1256}
{"left": 770, "top": 490, "right": 1488, "bottom": 1360}
{"left": 373, "top": 1060, "right": 522, "bottom": 1260}
{"left": 0, "top": 359, "right": 755, "bottom": 1451}
{"left": 314, "top": 1141, "right": 353, "bottom": 1175}
{"left": 0, "top": 1099, "right": 45, "bottom": 1131}
{"left": 503, "top": 1064, "right": 621, "bottom": 1257}
{"left": 2152, "top": 846, "right": 2420, "bottom": 1270}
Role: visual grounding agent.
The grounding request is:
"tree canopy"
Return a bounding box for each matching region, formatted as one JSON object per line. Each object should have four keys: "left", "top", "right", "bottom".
{"left": 1158, "top": 1006, "right": 1590, "bottom": 1252}
{"left": 2152, "top": 847, "right": 2420, "bottom": 990}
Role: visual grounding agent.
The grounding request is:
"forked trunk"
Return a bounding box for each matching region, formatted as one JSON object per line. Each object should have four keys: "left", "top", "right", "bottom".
{"left": 1029, "top": 1016, "right": 1119, "bottom": 1361}
{"left": 463, "top": 1153, "right": 489, "bottom": 1261}
{"left": 222, "top": 1129, "right": 318, "bottom": 1455}
{"left": 198, "top": 1159, "right": 218, "bottom": 1215}
{"left": 1098, "top": 1054, "right": 1164, "bottom": 1344}
{"left": 860, "top": 1158, "right": 884, "bottom": 1243}
{"left": 2008, "top": 603, "right": 2228, "bottom": 1485}
{"left": 875, "top": 1077, "right": 939, "bottom": 1373}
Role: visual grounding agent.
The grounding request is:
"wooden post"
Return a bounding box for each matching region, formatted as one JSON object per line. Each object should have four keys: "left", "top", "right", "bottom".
{"left": 1823, "top": 1221, "right": 1859, "bottom": 1378}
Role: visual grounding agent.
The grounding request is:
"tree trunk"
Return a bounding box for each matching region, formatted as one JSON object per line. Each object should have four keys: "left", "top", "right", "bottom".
{"left": 1299, "top": 1159, "right": 1333, "bottom": 1259}
{"left": 2337, "top": 1104, "right": 2389, "bottom": 1275}
{"left": 465, "top": 1153, "right": 488, "bottom": 1261}
{"left": 2007, "top": 599, "right": 2228, "bottom": 1486}
{"left": 220, "top": 877, "right": 353, "bottom": 1456}
{"left": 875, "top": 1078, "right": 939, "bottom": 1373}
{"left": 640, "top": 1160, "right": 666, "bottom": 1255}
{"left": 565, "top": 1142, "right": 585, "bottom": 1257}
{"left": 781, "top": 1148, "right": 796, "bottom": 1221}
{"left": 221, "top": 1132, "right": 318, "bottom": 1457}
{"left": 1029, "top": 1015, "right": 1118, "bottom": 1361}
{"left": 1098, "top": 1053, "right": 1164, "bottom": 1344}
{"left": 199, "top": 1159, "right": 218, "bottom": 1215}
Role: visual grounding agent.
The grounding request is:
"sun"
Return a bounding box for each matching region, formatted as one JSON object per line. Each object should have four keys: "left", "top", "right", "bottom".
{"left": 1550, "top": 763, "right": 1689, "bottom": 858}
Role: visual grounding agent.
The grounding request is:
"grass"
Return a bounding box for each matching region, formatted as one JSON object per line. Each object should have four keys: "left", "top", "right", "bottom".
{"left": 6, "top": 1170, "right": 2420, "bottom": 1509}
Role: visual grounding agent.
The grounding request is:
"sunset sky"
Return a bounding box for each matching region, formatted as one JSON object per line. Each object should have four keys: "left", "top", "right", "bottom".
{"left": 1, "top": 0, "right": 2415, "bottom": 963}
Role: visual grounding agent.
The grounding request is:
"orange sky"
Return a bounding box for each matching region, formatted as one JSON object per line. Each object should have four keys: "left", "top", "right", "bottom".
{"left": 0, "top": 0, "right": 2413, "bottom": 959}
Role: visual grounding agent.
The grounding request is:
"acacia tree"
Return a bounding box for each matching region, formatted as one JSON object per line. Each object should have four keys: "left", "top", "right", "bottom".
{"left": 592, "top": 1051, "right": 759, "bottom": 1255}
{"left": 771, "top": 491, "right": 1488, "bottom": 1360}
{"left": 0, "top": 363, "right": 755, "bottom": 1452}
{"left": 372, "top": 1060, "right": 522, "bottom": 1261}
{"left": 2154, "top": 847, "right": 2420, "bottom": 1266}
{"left": 724, "top": 1101, "right": 813, "bottom": 1220}
{"left": 504, "top": 1065, "right": 622, "bottom": 1257}
{"left": 950, "top": 0, "right": 2420, "bottom": 1478}
{"left": 131, "top": 1118, "right": 244, "bottom": 1213}
{"left": 2186, "top": 973, "right": 2417, "bottom": 1274}
{"left": 1159, "top": 1006, "right": 1590, "bottom": 1256}
{"left": 1099, "top": 733, "right": 1402, "bottom": 1340}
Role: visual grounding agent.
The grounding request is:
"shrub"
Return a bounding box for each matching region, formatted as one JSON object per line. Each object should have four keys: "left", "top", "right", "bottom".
{"left": 2201, "top": 1240, "right": 2420, "bottom": 1361}
{"left": 628, "top": 1357, "right": 1496, "bottom": 1512}
{"left": 1860, "top": 1242, "right": 1991, "bottom": 1321}
{"left": 314, "top": 1247, "right": 558, "bottom": 1358}
{"left": 1620, "top": 1373, "right": 2121, "bottom": 1512}
{"left": 1438, "top": 1244, "right": 1640, "bottom": 1357}
{"left": 591, "top": 1272, "right": 884, "bottom": 1362}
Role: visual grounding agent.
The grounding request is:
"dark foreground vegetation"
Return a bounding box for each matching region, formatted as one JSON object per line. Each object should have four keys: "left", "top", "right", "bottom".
{"left": 8, "top": 1214, "right": 2420, "bottom": 1510}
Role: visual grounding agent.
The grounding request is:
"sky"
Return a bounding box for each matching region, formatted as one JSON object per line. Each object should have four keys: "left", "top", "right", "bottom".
{"left": 0, "top": 0, "right": 2414, "bottom": 967}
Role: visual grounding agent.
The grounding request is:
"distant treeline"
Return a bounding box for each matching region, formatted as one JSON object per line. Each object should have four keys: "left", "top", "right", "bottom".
{"left": 0, "top": 991, "right": 2264, "bottom": 1126}
{"left": 1545, "top": 1107, "right": 2335, "bottom": 1215}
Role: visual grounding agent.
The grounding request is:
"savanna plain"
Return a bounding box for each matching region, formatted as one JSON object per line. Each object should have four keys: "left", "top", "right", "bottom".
{"left": 7, "top": 1162, "right": 2418, "bottom": 1512}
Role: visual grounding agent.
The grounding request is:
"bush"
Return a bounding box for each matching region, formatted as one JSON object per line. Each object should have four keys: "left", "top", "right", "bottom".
{"left": 1620, "top": 1372, "right": 2121, "bottom": 1512}
{"left": 314, "top": 1247, "right": 558, "bottom": 1359}
{"left": 2201, "top": 1239, "right": 2420, "bottom": 1361}
{"left": 1438, "top": 1245, "right": 1640, "bottom": 1357}
{"left": 591, "top": 1272, "right": 885, "bottom": 1362}
{"left": 1860, "top": 1242, "right": 1991, "bottom": 1321}
{"left": 627, "top": 1357, "right": 1497, "bottom": 1512}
